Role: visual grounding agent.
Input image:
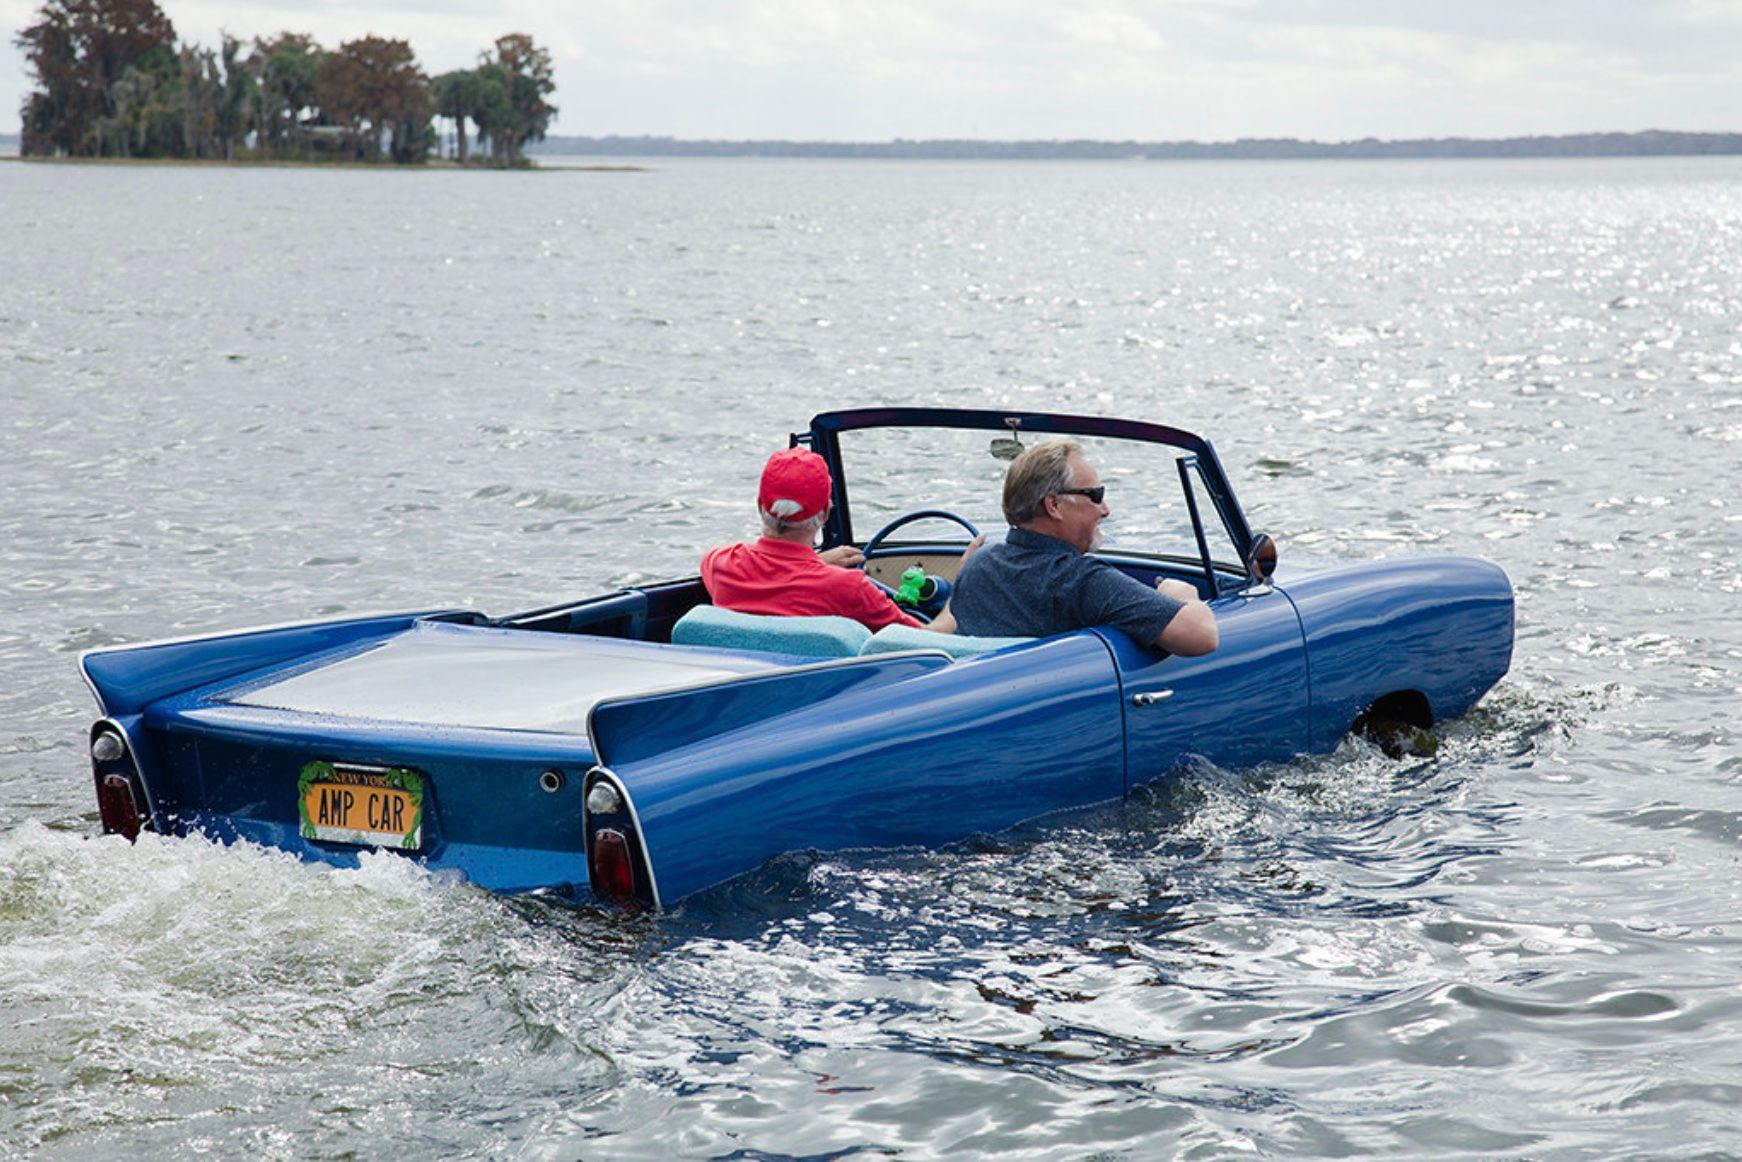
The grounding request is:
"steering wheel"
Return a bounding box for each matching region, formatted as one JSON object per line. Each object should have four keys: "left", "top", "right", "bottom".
{"left": 861, "top": 509, "right": 981, "bottom": 561}
{"left": 858, "top": 510, "right": 980, "bottom": 626}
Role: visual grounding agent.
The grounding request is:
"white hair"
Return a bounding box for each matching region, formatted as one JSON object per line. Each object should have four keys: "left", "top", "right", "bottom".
{"left": 761, "top": 507, "right": 828, "bottom": 538}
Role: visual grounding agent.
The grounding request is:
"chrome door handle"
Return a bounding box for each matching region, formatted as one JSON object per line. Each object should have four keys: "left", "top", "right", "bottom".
{"left": 1132, "top": 689, "right": 1175, "bottom": 707}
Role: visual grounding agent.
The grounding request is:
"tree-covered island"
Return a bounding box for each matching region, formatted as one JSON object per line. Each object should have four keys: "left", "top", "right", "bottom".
{"left": 13, "top": 0, "right": 556, "bottom": 164}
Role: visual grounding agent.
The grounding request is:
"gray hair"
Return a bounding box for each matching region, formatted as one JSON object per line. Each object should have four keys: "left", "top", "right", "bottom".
{"left": 1002, "top": 438, "right": 1083, "bottom": 526}
{"left": 760, "top": 507, "right": 829, "bottom": 538}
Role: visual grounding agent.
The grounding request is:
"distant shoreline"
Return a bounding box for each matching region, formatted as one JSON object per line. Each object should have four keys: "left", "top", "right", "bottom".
{"left": 529, "top": 129, "right": 1742, "bottom": 160}
{"left": 8, "top": 129, "right": 1739, "bottom": 164}
{"left": 0, "top": 150, "right": 642, "bottom": 173}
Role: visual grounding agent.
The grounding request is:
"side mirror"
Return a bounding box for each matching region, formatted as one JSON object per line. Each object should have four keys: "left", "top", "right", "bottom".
{"left": 1245, "top": 532, "right": 1278, "bottom": 583}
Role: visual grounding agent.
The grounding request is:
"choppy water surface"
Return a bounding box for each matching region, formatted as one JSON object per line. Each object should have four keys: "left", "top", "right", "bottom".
{"left": 3, "top": 156, "right": 1740, "bottom": 1159}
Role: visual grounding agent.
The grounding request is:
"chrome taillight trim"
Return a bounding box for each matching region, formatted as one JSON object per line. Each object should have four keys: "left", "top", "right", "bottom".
{"left": 89, "top": 717, "right": 157, "bottom": 837}
{"left": 581, "top": 764, "right": 661, "bottom": 910}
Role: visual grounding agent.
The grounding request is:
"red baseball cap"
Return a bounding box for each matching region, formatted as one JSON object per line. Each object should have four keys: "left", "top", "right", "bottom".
{"left": 759, "top": 447, "right": 832, "bottom": 522}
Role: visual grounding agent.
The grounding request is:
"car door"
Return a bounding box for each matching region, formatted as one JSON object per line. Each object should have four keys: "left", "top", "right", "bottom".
{"left": 1099, "top": 585, "right": 1311, "bottom": 790}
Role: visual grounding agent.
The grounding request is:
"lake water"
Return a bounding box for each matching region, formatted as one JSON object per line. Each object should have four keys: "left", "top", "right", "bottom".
{"left": 3, "top": 154, "right": 1740, "bottom": 1159}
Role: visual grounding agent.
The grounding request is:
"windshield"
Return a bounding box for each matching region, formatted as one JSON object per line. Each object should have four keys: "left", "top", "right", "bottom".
{"left": 831, "top": 425, "right": 1240, "bottom": 568}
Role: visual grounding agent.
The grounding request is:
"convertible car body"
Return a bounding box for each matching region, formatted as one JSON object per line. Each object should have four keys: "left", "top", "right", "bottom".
{"left": 82, "top": 408, "right": 1513, "bottom": 908}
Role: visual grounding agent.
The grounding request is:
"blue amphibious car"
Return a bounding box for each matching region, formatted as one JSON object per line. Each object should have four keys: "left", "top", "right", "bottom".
{"left": 82, "top": 408, "right": 1513, "bottom": 908}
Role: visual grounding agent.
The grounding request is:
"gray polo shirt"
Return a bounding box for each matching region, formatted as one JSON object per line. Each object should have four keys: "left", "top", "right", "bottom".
{"left": 950, "top": 527, "right": 1185, "bottom": 645}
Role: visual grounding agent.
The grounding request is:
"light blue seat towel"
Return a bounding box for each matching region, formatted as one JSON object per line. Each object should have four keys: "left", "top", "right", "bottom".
{"left": 858, "top": 623, "right": 1033, "bottom": 658}
{"left": 670, "top": 605, "right": 871, "bottom": 658}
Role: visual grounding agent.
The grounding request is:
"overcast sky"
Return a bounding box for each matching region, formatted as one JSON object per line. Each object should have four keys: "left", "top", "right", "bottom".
{"left": 4, "top": 0, "right": 1741, "bottom": 142}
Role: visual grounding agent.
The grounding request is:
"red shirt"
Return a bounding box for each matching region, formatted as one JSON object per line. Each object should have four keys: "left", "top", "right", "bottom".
{"left": 701, "top": 538, "right": 922, "bottom": 631}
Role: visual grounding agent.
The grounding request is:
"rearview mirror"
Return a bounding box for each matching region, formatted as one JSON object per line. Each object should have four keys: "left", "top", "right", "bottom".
{"left": 1246, "top": 532, "right": 1278, "bottom": 582}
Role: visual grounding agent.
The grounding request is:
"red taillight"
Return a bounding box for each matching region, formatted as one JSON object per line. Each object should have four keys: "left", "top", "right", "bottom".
{"left": 590, "top": 828, "right": 636, "bottom": 900}
{"left": 97, "top": 773, "right": 143, "bottom": 842}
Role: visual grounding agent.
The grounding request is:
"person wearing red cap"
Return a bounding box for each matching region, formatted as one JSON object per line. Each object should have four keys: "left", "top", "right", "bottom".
{"left": 702, "top": 447, "right": 960, "bottom": 632}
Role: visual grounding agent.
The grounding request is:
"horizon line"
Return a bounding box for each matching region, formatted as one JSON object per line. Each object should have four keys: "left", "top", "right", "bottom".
{"left": 525, "top": 128, "right": 1742, "bottom": 160}
{"left": 543, "top": 127, "right": 1734, "bottom": 145}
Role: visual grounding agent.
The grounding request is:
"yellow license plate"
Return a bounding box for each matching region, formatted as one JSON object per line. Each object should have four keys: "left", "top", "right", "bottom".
{"left": 298, "top": 761, "right": 424, "bottom": 850}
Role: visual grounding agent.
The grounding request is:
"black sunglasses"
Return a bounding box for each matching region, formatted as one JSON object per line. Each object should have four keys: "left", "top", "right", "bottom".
{"left": 1055, "top": 486, "right": 1105, "bottom": 504}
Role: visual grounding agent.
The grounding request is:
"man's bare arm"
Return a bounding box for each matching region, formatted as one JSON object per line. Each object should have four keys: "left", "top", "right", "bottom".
{"left": 1153, "top": 578, "right": 1219, "bottom": 656}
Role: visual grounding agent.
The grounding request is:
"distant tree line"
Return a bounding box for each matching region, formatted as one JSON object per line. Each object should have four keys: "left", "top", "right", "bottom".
{"left": 531, "top": 130, "right": 1742, "bottom": 161}
{"left": 13, "top": 0, "right": 556, "bottom": 164}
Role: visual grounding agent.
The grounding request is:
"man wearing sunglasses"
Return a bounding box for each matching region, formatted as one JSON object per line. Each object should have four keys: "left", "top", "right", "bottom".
{"left": 949, "top": 439, "right": 1219, "bottom": 655}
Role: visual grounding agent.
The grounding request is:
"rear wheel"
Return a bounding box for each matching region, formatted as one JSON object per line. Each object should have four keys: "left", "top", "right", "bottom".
{"left": 1350, "top": 693, "right": 1436, "bottom": 759}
